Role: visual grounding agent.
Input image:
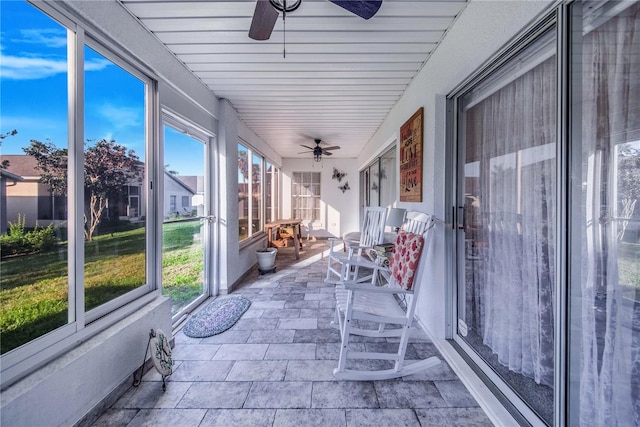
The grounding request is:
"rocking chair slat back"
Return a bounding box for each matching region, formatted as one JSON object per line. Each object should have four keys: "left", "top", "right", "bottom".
{"left": 325, "top": 206, "right": 388, "bottom": 284}
{"left": 358, "top": 206, "right": 387, "bottom": 248}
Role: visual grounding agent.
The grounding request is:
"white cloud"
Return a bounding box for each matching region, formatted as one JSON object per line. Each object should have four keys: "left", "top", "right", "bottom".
{"left": 85, "top": 59, "right": 113, "bottom": 72}
{"left": 98, "top": 103, "right": 142, "bottom": 130}
{"left": 0, "top": 53, "right": 112, "bottom": 80}
{"left": 15, "top": 29, "right": 67, "bottom": 48}
{"left": 0, "top": 54, "right": 66, "bottom": 79}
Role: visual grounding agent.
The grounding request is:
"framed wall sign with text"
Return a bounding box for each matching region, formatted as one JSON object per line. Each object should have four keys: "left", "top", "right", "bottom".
{"left": 399, "top": 107, "right": 423, "bottom": 202}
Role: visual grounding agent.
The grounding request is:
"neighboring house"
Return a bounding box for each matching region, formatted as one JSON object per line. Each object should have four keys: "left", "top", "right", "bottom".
{"left": 174, "top": 175, "right": 205, "bottom": 216}
{"left": 163, "top": 171, "right": 197, "bottom": 218}
{"left": 0, "top": 168, "right": 24, "bottom": 234}
{"left": 0, "top": 155, "right": 58, "bottom": 230}
{"left": 0, "top": 155, "right": 146, "bottom": 231}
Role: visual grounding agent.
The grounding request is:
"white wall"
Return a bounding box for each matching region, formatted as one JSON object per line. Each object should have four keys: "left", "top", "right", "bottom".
{"left": 218, "top": 100, "right": 284, "bottom": 293}
{"left": 357, "top": 0, "right": 553, "bottom": 339}
{"left": 281, "top": 158, "right": 360, "bottom": 239}
{"left": 1, "top": 297, "right": 171, "bottom": 427}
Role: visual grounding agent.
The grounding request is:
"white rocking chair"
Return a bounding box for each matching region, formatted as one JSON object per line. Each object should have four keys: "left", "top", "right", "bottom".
{"left": 325, "top": 206, "right": 387, "bottom": 284}
{"left": 332, "top": 212, "right": 440, "bottom": 380}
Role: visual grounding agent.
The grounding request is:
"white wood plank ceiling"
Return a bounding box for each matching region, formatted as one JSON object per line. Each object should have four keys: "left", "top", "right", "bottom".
{"left": 120, "top": 0, "right": 468, "bottom": 159}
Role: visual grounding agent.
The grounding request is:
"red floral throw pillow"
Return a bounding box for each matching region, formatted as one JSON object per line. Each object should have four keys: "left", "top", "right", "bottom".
{"left": 389, "top": 230, "right": 425, "bottom": 290}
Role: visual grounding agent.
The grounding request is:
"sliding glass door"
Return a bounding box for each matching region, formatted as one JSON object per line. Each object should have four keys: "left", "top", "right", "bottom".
{"left": 454, "top": 28, "right": 557, "bottom": 424}
{"left": 162, "top": 123, "right": 210, "bottom": 319}
{"left": 452, "top": 2, "right": 640, "bottom": 425}
{"left": 568, "top": 2, "right": 640, "bottom": 425}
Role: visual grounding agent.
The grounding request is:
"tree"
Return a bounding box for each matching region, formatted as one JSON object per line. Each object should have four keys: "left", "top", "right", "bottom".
{"left": 238, "top": 149, "right": 249, "bottom": 182}
{"left": 24, "top": 139, "right": 142, "bottom": 241}
{"left": 237, "top": 149, "right": 261, "bottom": 184}
{"left": 164, "top": 164, "right": 179, "bottom": 175}
{"left": 617, "top": 144, "right": 640, "bottom": 240}
{"left": 0, "top": 130, "right": 18, "bottom": 169}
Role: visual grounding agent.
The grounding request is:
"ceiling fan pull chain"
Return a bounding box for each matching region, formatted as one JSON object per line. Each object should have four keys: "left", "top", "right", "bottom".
{"left": 282, "top": 0, "right": 287, "bottom": 58}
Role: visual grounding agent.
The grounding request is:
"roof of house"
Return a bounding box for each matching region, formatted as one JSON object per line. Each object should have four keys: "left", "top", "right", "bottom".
{"left": 0, "top": 169, "right": 24, "bottom": 182}
{"left": 164, "top": 170, "right": 196, "bottom": 194}
{"left": 175, "top": 175, "right": 204, "bottom": 193}
{"left": 0, "top": 155, "right": 40, "bottom": 178}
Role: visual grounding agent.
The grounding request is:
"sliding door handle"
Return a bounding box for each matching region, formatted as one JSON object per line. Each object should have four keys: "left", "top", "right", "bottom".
{"left": 458, "top": 206, "right": 465, "bottom": 230}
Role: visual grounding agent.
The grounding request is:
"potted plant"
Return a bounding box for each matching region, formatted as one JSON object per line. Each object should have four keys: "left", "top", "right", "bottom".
{"left": 256, "top": 246, "right": 277, "bottom": 274}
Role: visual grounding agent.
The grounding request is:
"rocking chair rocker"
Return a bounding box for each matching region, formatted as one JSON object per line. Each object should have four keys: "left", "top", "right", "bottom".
{"left": 332, "top": 212, "right": 440, "bottom": 380}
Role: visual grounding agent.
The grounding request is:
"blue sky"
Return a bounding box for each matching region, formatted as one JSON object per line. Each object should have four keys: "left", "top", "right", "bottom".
{"left": 1, "top": 0, "right": 204, "bottom": 176}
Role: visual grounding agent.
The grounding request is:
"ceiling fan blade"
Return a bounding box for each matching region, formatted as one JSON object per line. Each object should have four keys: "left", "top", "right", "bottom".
{"left": 327, "top": 0, "right": 383, "bottom": 20}
{"left": 249, "top": 0, "right": 279, "bottom": 41}
{"left": 300, "top": 145, "right": 315, "bottom": 150}
{"left": 321, "top": 150, "right": 334, "bottom": 156}
{"left": 298, "top": 150, "right": 313, "bottom": 154}
{"left": 322, "top": 145, "right": 341, "bottom": 151}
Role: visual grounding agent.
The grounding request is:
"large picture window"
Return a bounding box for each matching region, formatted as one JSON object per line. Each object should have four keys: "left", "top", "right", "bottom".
{"left": 238, "top": 143, "right": 278, "bottom": 241}
{"left": 0, "top": 1, "right": 155, "bottom": 382}
{"left": 83, "top": 43, "right": 148, "bottom": 317}
{"left": 292, "top": 172, "right": 320, "bottom": 221}
{"left": 0, "top": 1, "right": 70, "bottom": 354}
{"left": 265, "top": 161, "right": 279, "bottom": 224}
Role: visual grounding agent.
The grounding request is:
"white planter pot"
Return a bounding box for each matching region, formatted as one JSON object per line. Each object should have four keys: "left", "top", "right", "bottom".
{"left": 256, "top": 247, "right": 277, "bottom": 273}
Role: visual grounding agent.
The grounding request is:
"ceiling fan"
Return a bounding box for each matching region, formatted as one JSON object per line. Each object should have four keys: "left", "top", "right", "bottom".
{"left": 299, "top": 139, "right": 341, "bottom": 162}
{"left": 249, "top": 0, "right": 383, "bottom": 41}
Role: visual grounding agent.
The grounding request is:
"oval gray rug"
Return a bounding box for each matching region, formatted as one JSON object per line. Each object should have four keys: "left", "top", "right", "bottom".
{"left": 182, "top": 296, "right": 251, "bottom": 338}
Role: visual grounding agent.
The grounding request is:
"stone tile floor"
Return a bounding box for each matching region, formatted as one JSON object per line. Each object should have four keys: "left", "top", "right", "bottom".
{"left": 93, "top": 240, "right": 493, "bottom": 426}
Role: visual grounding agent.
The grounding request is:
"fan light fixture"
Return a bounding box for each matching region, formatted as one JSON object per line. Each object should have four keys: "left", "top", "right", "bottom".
{"left": 269, "top": 0, "right": 302, "bottom": 14}
{"left": 299, "top": 138, "right": 341, "bottom": 162}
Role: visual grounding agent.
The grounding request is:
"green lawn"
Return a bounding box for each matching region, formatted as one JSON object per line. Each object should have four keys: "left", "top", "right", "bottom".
{"left": 162, "top": 220, "right": 205, "bottom": 314}
{"left": 619, "top": 241, "right": 640, "bottom": 288}
{"left": 0, "top": 220, "right": 204, "bottom": 354}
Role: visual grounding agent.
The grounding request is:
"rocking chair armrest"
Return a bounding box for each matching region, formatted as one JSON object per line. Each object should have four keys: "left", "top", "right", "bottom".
{"left": 339, "top": 253, "right": 382, "bottom": 269}
{"left": 345, "top": 244, "right": 377, "bottom": 259}
{"left": 347, "top": 244, "right": 374, "bottom": 251}
{"left": 327, "top": 237, "right": 344, "bottom": 250}
{"left": 342, "top": 282, "right": 413, "bottom": 295}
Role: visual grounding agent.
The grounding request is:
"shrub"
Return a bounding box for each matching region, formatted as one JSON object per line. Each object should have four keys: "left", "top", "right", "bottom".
{"left": 0, "top": 232, "right": 24, "bottom": 256}
{"left": 0, "top": 215, "right": 58, "bottom": 257}
{"left": 8, "top": 213, "right": 26, "bottom": 238}
{"left": 26, "top": 225, "right": 57, "bottom": 251}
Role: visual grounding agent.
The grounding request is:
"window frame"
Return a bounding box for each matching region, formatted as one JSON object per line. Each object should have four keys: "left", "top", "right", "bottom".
{"left": 265, "top": 161, "right": 279, "bottom": 224}
{"left": 291, "top": 171, "right": 321, "bottom": 222}
{"left": 0, "top": 1, "right": 160, "bottom": 388}
{"left": 446, "top": 6, "right": 568, "bottom": 426}
{"left": 359, "top": 144, "right": 397, "bottom": 222}
{"left": 161, "top": 116, "right": 215, "bottom": 324}
{"left": 237, "top": 142, "right": 279, "bottom": 243}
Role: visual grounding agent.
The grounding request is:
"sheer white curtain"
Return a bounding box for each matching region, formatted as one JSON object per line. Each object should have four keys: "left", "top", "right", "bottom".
{"left": 578, "top": 3, "right": 640, "bottom": 424}
{"left": 468, "top": 56, "right": 557, "bottom": 387}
